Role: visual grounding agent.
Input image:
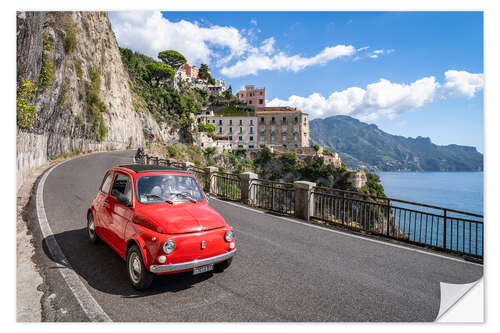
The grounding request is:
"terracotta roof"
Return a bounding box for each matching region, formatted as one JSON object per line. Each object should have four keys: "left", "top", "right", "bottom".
{"left": 255, "top": 110, "right": 302, "bottom": 114}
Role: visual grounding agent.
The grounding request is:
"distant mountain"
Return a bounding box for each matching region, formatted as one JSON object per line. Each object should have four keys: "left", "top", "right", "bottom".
{"left": 310, "top": 115, "right": 483, "bottom": 171}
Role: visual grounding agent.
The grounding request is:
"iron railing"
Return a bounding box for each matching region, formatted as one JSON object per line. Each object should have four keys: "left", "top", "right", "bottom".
{"left": 311, "top": 187, "right": 483, "bottom": 259}
{"left": 249, "top": 179, "right": 295, "bottom": 216}
{"left": 188, "top": 166, "right": 207, "bottom": 189}
{"left": 211, "top": 172, "right": 241, "bottom": 200}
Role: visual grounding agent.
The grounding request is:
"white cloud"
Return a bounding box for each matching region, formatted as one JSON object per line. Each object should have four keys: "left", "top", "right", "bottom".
{"left": 442, "top": 70, "right": 484, "bottom": 98}
{"left": 267, "top": 70, "right": 482, "bottom": 121}
{"left": 220, "top": 44, "right": 356, "bottom": 78}
{"left": 109, "top": 11, "right": 250, "bottom": 65}
{"left": 109, "top": 11, "right": 392, "bottom": 78}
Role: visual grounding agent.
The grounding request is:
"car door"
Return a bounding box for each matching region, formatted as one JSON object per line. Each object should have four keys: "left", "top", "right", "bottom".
{"left": 94, "top": 171, "right": 114, "bottom": 243}
{"left": 106, "top": 172, "right": 135, "bottom": 257}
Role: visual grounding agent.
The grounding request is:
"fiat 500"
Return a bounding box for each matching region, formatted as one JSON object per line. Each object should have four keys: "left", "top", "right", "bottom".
{"left": 87, "top": 164, "right": 236, "bottom": 290}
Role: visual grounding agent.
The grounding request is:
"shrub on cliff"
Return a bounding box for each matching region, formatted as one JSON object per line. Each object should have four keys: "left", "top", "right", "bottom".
{"left": 16, "top": 78, "right": 37, "bottom": 131}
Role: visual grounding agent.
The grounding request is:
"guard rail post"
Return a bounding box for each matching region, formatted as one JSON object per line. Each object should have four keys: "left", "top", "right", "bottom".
{"left": 293, "top": 181, "right": 316, "bottom": 221}
{"left": 204, "top": 166, "right": 218, "bottom": 194}
{"left": 239, "top": 172, "right": 258, "bottom": 205}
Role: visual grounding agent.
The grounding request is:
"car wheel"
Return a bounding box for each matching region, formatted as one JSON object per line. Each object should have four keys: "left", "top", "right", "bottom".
{"left": 87, "top": 212, "right": 99, "bottom": 244}
{"left": 214, "top": 257, "right": 233, "bottom": 273}
{"left": 127, "top": 245, "right": 153, "bottom": 290}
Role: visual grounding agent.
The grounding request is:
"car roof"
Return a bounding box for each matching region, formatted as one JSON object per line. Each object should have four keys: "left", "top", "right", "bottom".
{"left": 117, "top": 164, "right": 191, "bottom": 174}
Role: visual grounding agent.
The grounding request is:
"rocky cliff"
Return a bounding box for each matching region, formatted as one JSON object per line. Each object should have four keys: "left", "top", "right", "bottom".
{"left": 16, "top": 11, "right": 175, "bottom": 158}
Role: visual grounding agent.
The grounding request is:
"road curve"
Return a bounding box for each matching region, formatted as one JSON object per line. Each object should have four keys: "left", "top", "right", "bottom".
{"left": 27, "top": 150, "right": 482, "bottom": 322}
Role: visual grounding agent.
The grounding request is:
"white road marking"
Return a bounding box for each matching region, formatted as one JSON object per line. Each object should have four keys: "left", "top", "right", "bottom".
{"left": 36, "top": 156, "right": 112, "bottom": 322}
{"left": 212, "top": 197, "right": 483, "bottom": 267}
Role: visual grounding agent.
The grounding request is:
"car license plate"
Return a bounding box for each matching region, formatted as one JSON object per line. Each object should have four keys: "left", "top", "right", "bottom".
{"left": 193, "top": 264, "right": 214, "bottom": 275}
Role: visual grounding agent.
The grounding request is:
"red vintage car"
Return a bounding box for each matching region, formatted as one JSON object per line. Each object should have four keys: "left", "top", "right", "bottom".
{"left": 87, "top": 164, "right": 236, "bottom": 290}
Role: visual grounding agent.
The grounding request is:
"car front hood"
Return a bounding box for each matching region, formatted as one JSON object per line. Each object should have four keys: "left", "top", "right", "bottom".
{"left": 134, "top": 202, "right": 226, "bottom": 234}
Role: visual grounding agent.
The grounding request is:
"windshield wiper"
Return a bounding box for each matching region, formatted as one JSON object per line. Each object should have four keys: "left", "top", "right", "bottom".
{"left": 175, "top": 193, "right": 197, "bottom": 203}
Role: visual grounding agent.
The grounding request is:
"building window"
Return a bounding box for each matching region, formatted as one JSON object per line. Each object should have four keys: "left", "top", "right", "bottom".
{"left": 259, "top": 99, "right": 263, "bottom": 104}
{"left": 293, "top": 125, "right": 299, "bottom": 132}
{"left": 304, "top": 117, "right": 307, "bottom": 124}
{"left": 229, "top": 127, "right": 233, "bottom": 133}
{"left": 294, "top": 116, "right": 298, "bottom": 123}
{"left": 294, "top": 135, "right": 298, "bottom": 141}
{"left": 249, "top": 145, "right": 254, "bottom": 149}
{"left": 271, "top": 125, "right": 275, "bottom": 132}
{"left": 238, "top": 145, "right": 243, "bottom": 148}
{"left": 260, "top": 117, "right": 264, "bottom": 123}
{"left": 260, "top": 136, "right": 265, "bottom": 142}
{"left": 250, "top": 119, "right": 254, "bottom": 125}
{"left": 282, "top": 117, "right": 286, "bottom": 123}
{"left": 239, "top": 127, "right": 243, "bottom": 133}
{"left": 260, "top": 125, "right": 265, "bottom": 132}
{"left": 250, "top": 136, "right": 254, "bottom": 141}
{"left": 219, "top": 127, "right": 222, "bottom": 133}
{"left": 282, "top": 135, "right": 286, "bottom": 142}
{"left": 282, "top": 125, "right": 287, "bottom": 132}
{"left": 229, "top": 136, "right": 232, "bottom": 141}
{"left": 229, "top": 120, "right": 233, "bottom": 125}
{"left": 250, "top": 127, "right": 253, "bottom": 134}
{"left": 271, "top": 117, "right": 275, "bottom": 123}
{"left": 260, "top": 91, "right": 263, "bottom": 95}
{"left": 249, "top": 100, "right": 252, "bottom": 104}
{"left": 239, "top": 119, "right": 243, "bottom": 125}
{"left": 219, "top": 119, "right": 222, "bottom": 125}
{"left": 239, "top": 136, "right": 243, "bottom": 141}
{"left": 271, "top": 136, "right": 275, "bottom": 142}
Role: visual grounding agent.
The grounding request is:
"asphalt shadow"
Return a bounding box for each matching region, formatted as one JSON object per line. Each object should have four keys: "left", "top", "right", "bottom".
{"left": 42, "top": 228, "right": 215, "bottom": 298}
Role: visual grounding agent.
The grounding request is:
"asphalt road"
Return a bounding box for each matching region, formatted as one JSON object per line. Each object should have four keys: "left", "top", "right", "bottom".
{"left": 25, "top": 150, "right": 483, "bottom": 322}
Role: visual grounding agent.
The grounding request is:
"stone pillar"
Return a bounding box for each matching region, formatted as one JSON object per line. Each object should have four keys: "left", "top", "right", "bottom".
{"left": 167, "top": 158, "right": 175, "bottom": 167}
{"left": 239, "top": 172, "right": 258, "bottom": 204}
{"left": 183, "top": 161, "right": 194, "bottom": 170}
{"left": 294, "top": 181, "right": 316, "bottom": 221}
{"left": 204, "top": 166, "right": 218, "bottom": 194}
{"left": 154, "top": 156, "right": 159, "bottom": 165}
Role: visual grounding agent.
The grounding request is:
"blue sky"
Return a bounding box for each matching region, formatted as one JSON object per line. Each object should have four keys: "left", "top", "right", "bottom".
{"left": 110, "top": 11, "right": 484, "bottom": 151}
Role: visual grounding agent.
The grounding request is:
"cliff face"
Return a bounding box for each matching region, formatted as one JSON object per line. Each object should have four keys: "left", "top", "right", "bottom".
{"left": 16, "top": 11, "right": 175, "bottom": 157}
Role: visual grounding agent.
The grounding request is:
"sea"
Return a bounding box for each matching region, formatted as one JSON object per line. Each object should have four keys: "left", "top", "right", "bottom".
{"left": 376, "top": 171, "right": 484, "bottom": 215}
{"left": 376, "top": 172, "right": 484, "bottom": 256}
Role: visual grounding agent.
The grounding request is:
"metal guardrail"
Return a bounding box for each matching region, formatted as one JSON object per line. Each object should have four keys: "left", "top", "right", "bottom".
{"left": 249, "top": 179, "right": 295, "bottom": 216}
{"left": 210, "top": 172, "right": 241, "bottom": 200}
{"left": 311, "top": 187, "right": 483, "bottom": 259}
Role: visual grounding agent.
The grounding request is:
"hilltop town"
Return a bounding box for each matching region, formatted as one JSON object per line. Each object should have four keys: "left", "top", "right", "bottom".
{"left": 173, "top": 62, "right": 342, "bottom": 168}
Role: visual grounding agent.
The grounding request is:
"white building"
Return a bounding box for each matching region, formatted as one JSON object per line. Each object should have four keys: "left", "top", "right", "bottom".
{"left": 202, "top": 115, "right": 258, "bottom": 149}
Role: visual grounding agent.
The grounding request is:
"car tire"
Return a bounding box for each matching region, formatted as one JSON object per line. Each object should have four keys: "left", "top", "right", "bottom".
{"left": 214, "top": 257, "right": 233, "bottom": 273}
{"left": 127, "top": 245, "right": 154, "bottom": 290}
{"left": 87, "top": 211, "right": 99, "bottom": 244}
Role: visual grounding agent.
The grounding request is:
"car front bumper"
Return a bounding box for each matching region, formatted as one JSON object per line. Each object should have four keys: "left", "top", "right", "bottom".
{"left": 149, "top": 249, "right": 237, "bottom": 274}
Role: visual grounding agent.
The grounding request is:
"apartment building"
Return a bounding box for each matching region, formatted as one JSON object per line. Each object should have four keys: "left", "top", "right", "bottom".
{"left": 202, "top": 114, "right": 258, "bottom": 149}
{"left": 255, "top": 106, "right": 310, "bottom": 148}
{"left": 236, "top": 85, "right": 266, "bottom": 108}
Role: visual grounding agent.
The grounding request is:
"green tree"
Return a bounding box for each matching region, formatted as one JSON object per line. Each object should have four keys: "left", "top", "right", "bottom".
{"left": 158, "top": 50, "right": 187, "bottom": 70}
{"left": 146, "top": 62, "right": 175, "bottom": 85}
{"left": 17, "top": 78, "right": 37, "bottom": 131}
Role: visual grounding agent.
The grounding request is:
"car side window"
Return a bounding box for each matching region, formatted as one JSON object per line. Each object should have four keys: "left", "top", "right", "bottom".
{"left": 111, "top": 173, "right": 132, "bottom": 203}
{"left": 100, "top": 172, "right": 113, "bottom": 194}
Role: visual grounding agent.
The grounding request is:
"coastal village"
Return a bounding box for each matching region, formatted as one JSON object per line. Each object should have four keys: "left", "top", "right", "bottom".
{"left": 175, "top": 63, "right": 343, "bottom": 169}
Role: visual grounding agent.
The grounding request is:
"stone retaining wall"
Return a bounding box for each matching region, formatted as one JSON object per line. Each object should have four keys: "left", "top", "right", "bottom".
{"left": 16, "top": 131, "right": 136, "bottom": 190}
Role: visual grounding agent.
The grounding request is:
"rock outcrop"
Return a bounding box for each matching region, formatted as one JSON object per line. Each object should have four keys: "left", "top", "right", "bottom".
{"left": 16, "top": 11, "right": 175, "bottom": 157}
{"left": 16, "top": 11, "right": 178, "bottom": 188}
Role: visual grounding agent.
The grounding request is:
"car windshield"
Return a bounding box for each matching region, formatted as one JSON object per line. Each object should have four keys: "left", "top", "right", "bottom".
{"left": 136, "top": 174, "right": 204, "bottom": 204}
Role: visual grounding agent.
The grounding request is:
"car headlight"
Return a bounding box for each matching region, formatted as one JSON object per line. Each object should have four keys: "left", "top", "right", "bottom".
{"left": 163, "top": 239, "right": 176, "bottom": 254}
{"left": 224, "top": 230, "right": 233, "bottom": 242}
